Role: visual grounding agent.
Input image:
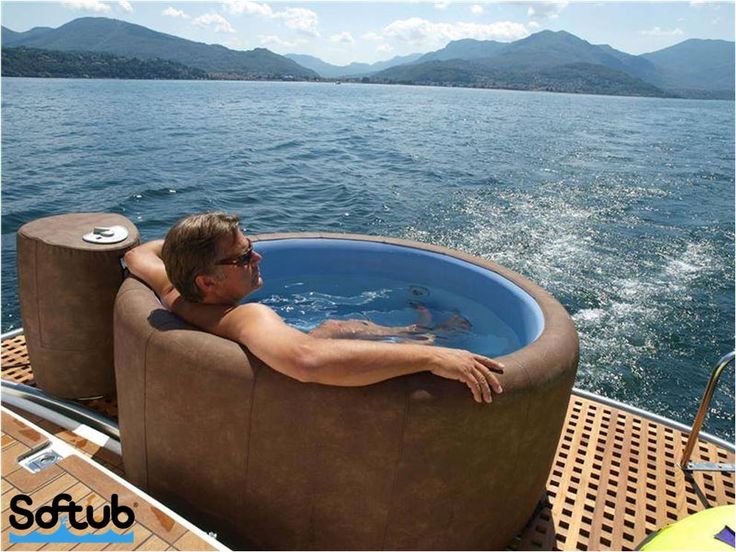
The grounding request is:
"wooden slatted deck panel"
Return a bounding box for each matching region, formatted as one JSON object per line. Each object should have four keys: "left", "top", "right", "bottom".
{"left": 1, "top": 410, "right": 223, "bottom": 551}
{"left": 2, "top": 335, "right": 118, "bottom": 421}
{"left": 2, "top": 334, "right": 734, "bottom": 550}
{"left": 508, "top": 395, "right": 734, "bottom": 550}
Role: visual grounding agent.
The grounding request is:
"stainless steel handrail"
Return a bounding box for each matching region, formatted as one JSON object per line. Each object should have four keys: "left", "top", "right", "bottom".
{"left": 680, "top": 351, "right": 736, "bottom": 472}
{"left": 572, "top": 388, "right": 734, "bottom": 451}
{"left": 1, "top": 327, "right": 25, "bottom": 340}
{"left": 1, "top": 380, "right": 120, "bottom": 441}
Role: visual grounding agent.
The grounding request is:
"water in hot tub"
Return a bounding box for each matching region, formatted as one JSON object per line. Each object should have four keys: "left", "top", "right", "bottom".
{"left": 246, "top": 275, "right": 522, "bottom": 357}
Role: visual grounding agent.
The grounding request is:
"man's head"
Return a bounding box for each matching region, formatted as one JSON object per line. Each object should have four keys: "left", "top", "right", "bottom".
{"left": 162, "top": 212, "right": 262, "bottom": 304}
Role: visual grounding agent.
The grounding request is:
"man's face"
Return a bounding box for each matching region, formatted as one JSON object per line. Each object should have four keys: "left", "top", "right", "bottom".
{"left": 208, "top": 229, "right": 263, "bottom": 304}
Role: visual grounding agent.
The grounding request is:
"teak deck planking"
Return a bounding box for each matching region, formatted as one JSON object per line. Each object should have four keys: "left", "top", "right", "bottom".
{"left": 1, "top": 410, "right": 220, "bottom": 551}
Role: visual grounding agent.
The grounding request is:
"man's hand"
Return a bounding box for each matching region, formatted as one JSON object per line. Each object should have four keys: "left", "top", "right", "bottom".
{"left": 428, "top": 348, "right": 504, "bottom": 403}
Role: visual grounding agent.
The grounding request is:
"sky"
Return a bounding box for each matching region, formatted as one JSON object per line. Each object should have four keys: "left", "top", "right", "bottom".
{"left": 1, "top": 1, "right": 734, "bottom": 65}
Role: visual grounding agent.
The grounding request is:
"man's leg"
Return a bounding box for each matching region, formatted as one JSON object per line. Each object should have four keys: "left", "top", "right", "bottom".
{"left": 309, "top": 302, "right": 432, "bottom": 342}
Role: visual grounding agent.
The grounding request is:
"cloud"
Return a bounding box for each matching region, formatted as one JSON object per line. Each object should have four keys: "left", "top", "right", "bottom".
{"left": 222, "top": 2, "right": 320, "bottom": 37}
{"left": 382, "top": 18, "right": 529, "bottom": 45}
{"left": 259, "top": 34, "right": 299, "bottom": 48}
{"left": 330, "top": 31, "right": 355, "bottom": 44}
{"left": 273, "top": 7, "right": 319, "bottom": 37}
{"left": 362, "top": 31, "right": 383, "bottom": 41}
{"left": 62, "top": 0, "right": 111, "bottom": 13}
{"left": 162, "top": 6, "right": 189, "bottom": 19}
{"left": 640, "top": 26, "right": 684, "bottom": 37}
{"left": 377, "top": 43, "right": 394, "bottom": 54}
{"left": 470, "top": 4, "right": 484, "bottom": 15}
{"left": 526, "top": 1, "right": 568, "bottom": 20}
{"left": 118, "top": 0, "right": 132, "bottom": 12}
{"left": 434, "top": 1, "right": 451, "bottom": 9}
{"left": 223, "top": 0, "right": 272, "bottom": 17}
{"left": 193, "top": 13, "right": 235, "bottom": 33}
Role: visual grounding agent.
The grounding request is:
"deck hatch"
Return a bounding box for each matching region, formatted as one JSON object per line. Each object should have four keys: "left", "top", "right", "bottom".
{"left": 18, "top": 442, "right": 63, "bottom": 473}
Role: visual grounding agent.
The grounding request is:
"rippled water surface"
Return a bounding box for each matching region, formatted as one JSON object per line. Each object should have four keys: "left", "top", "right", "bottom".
{"left": 249, "top": 275, "right": 524, "bottom": 356}
{"left": 2, "top": 78, "right": 733, "bottom": 438}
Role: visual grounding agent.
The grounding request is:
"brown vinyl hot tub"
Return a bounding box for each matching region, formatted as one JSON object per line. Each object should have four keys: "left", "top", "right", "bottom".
{"left": 114, "top": 233, "right": 578, "bottom": 550}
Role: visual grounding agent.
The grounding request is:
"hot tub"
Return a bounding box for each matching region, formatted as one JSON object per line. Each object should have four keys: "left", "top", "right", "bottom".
{"left": 114, "top": 233, "right": 578, "bottom": 550}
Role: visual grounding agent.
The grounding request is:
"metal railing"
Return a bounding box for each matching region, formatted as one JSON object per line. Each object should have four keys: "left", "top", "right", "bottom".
{"left": 1, "top": 380, "right": 119, "bottom": 441}
{"left": 680, "top": 351, "right": 736, "bottom": 473}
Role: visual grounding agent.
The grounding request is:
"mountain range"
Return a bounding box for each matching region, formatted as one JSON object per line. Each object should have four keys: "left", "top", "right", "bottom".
{"left": 366, "top": 31, "right": 733, "bottom": 98}
{"left": 2, "top": 17, "right": 733, "bottom": 99}
{"left": 2, "top": 17, "right": 317, "bottom": 79}
{"left": 285, "top": 52, "right": 423, "bottom": 79}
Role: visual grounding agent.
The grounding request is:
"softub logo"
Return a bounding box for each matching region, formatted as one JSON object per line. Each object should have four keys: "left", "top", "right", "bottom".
{"left": 9, "top": 493, "right": 135, "bottom": 544}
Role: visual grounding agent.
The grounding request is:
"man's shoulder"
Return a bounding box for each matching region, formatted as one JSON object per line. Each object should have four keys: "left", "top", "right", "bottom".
{"left": 226, "top": 302, "right": 286, "bottom": 342}
{"left": 233, "top": 302, "right": 279, "bottom": 320}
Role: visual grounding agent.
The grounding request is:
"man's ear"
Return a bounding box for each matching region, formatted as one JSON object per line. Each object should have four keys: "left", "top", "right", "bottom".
{"left": 195, "top": 273, "right": 217, "bottom": 295}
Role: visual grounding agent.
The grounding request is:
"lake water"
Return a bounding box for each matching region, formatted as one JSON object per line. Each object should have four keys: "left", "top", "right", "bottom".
{"left": 2, "top": 78, "right": 733, "bottom": 439}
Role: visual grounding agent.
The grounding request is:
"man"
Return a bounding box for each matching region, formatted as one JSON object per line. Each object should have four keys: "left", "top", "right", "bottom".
{"left": 124, "top": 212, "right": 504, "bottom": 403}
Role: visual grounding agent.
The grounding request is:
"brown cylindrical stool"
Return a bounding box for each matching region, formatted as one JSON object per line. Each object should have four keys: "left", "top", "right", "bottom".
{"left": 18, "top": 213, "right": 139, "bottom": 399}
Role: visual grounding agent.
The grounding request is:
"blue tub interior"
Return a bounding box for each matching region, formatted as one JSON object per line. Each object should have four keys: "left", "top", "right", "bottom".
{"left": 246, "top": 238, "right": 544, "bottom": 355}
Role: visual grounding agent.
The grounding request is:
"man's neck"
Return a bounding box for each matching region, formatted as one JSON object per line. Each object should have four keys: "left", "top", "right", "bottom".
{"left": 200, "top": 293, "right": 240, "bottom": 307}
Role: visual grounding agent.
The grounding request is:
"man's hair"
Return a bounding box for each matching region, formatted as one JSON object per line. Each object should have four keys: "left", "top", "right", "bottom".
{"left": 162, "top": 212, "right": 241, "bottom": 302}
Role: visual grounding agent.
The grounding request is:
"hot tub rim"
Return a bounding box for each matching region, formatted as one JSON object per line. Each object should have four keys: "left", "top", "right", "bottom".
{"left": 250, "top": 231, "right": 579, "bottom": 371}
{"left": 114, "top": 233, "right": 580, "bottom": 548}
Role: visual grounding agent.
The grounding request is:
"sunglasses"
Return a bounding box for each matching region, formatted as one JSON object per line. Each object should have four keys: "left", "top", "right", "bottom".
{"left": 216, "top": 244, "right": 255, "bottom": 267}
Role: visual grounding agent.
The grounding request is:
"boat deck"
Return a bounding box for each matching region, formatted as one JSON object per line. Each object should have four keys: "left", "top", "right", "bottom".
{"left": 1, "top": 408, "right": 224, "bottom": 551}
{"left": 2, "top": 334, "right": 734, "bottom": 551}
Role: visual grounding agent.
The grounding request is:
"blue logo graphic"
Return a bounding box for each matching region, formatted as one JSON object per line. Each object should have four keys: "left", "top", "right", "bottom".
{"left": 9, "top": 515, "right": 134, "bottom": 544}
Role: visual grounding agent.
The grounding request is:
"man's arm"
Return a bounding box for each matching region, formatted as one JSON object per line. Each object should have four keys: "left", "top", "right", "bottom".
{"left": 124, "top": 243, "right": 504, "bottom": 403}
{"left": 124, "top": 240, "right": 175, "bottom": 301}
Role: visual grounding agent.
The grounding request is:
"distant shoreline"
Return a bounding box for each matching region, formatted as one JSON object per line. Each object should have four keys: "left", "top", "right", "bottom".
{"left": 4, "top": 18, "right": 733, "bottom": 102}
{"left": 3, "top": 74, "right": 733, "bottom": 102}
